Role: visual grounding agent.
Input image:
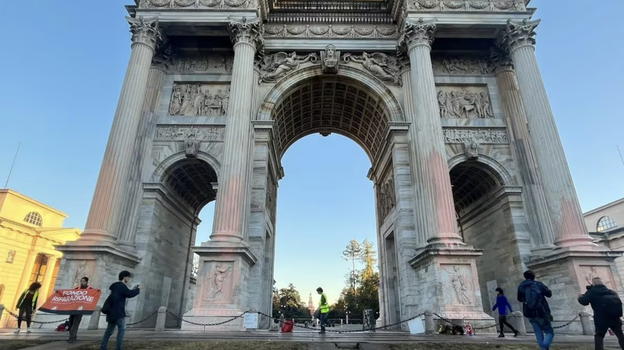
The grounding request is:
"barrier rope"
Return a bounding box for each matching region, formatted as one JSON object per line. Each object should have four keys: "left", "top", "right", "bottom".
{"left": 6, "top": 310, "right": 68, "bottom": 325}
{"left": 552, "top": 315, "right": 580, "bottom": 330}
{"left": 166, "top": 310, "right": 248, "bottom": 327}
{"left": 127, "top": 310, "right": 159, "bottom": 327}
{"left": 433, "top": 313, "right": 498, "bottom": 330}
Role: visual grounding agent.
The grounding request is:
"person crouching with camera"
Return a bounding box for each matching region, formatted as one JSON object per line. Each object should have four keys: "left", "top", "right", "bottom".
{"left": 578, "top": 277, "right": 624, "bottom": 350}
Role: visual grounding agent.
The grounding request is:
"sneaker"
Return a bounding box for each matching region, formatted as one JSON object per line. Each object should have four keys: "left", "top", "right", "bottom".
{"left": 498, "top": 334, "right": 504, "bottom": 338}
{"left": 26, "top": 329, "right": 31, "bottom": 334}
{"left": 14, "top": 329, "right": 20, "bottom": 334}
{"left": 513, "top": 331, "right": 519, "bottom": 337}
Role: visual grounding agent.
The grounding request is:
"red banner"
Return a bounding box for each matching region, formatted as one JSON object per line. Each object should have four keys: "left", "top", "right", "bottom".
{"left": 39, "top": 289, "right": 101, "bottom": 315}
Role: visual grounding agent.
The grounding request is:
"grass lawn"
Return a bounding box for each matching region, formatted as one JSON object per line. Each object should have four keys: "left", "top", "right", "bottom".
{"left": 0, "top": 340, "right": 50, "bottom": 350}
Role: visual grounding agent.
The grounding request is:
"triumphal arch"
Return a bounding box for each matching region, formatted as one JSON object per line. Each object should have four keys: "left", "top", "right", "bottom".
{"left": 56, "top": 0, "right": 621, "bottom": 331}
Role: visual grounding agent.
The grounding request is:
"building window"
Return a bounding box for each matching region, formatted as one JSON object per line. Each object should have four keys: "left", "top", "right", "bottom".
{"left": 597, "top": 216, "right": 618, "bottom": 232}
{"left": 29, "top": 254, "right": 49, "bottom": 284}
{"left": 6, "top": 250, "right": 16, "bottom": 263}
{"left": 24, "top": 212, "right": 43, "bottom": 226}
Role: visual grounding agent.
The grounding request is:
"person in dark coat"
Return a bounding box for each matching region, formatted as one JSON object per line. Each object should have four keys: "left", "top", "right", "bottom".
{"left": 14, "top": 282, "right": 41, "bottom": 334}
{"left": 518, "top": 270, "right": 553, "bottom": 350}
{"left": 578, "top": 277, "right": 624, "bottom": 350}
{"left": 492, "top": 287, "right": 519, "bottom": 337}
{"left": 68, "top": 277, "right": 93, "bottom": 343}
{"left": 100, "top": 271, "right": 139, "bottom": 350}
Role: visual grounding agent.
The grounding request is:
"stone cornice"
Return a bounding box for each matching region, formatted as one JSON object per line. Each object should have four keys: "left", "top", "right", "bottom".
{"left": 138, "top": 0, "right": 258, "bottom": 9}
{"left": 128, "top": 16, "right": 164, "bottom": 51}
{"left": 498, "top": 18, "right": 539, "bottom": 53}
{"left": 228, "top": 18, "right": 264, "bottom": 50}
{"left": 399, "top": 18, "right": 436, "bottom": 51}
{"left": 408, "top": 0, "right": 527, "bottom": 12}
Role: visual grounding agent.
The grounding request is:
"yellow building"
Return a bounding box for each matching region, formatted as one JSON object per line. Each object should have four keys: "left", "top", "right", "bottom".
{"left": 0, "top": 189, "right": 80, "bottom": 327}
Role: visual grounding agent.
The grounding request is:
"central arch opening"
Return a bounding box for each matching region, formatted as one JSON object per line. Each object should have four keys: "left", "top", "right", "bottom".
{"left": 267, "top": 74, "right": 396, "bottom": 327}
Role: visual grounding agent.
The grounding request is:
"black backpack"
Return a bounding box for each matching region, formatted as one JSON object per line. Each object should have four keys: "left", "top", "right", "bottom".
{"left": 101, "top": 294, "right": 112, "bottom": 315}
{"left": 523, "top": 282, "right": 546, "bottom": 318}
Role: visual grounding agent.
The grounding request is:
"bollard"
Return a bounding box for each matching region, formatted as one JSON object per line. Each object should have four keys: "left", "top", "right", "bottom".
{"left": 509, "top": 311, "right": 526, "bottom": 335}
{"left": 579, "top": 312, "right": 594, "bottom": 336}
{"left": 88, "top": 307, "right": 101, "bottom": 330}
{"left": 155, "top": 306, "right": 167, "bottom": 332}
{"left": 424, "top": 311, "right": 435, "bottom": 335}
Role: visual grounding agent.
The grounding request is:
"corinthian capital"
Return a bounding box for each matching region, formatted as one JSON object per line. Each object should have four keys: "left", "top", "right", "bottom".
{"left": 228, "top": 18, "right": 263, "bottom": 50}
{"left": 399, "top": 18, "right": 436, "bottom": 51}
{"left": 499, "top": 19, "right": 540, "bottom": 53}
{"left": 128, "top": 16, "right": 163, "bottom": 51}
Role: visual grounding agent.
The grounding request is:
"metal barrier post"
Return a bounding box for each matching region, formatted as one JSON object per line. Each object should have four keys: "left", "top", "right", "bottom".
{"left": 155, "top": 306, "right": 167, "bottom": 332}
{"left": 88, "top": 307, "right": 101, "bottom": 330}
{"left": 579, "top": 312, "right": 593, "bottom": 336}
{"left": 509, "top": 311, "right": 526, "bottom": 335}
{"left": 424, "top": 311, "right": 435, "bottom": 334}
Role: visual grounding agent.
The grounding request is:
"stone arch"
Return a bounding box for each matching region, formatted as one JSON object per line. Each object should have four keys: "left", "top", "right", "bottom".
{"left": 151, "top": 151, "right": 221, "bottom": 184}
{"left": 257, "top": 65, "right": 403, "bottom": 163}
{"left": 449, "top": 159, "right": 527, "bottom": 314}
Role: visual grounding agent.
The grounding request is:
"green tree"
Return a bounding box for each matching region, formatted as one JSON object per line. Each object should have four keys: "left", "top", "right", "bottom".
{"left": 360, "top": 239, "right": 376, "bottom": 280}
{"left": 342, "top": 239, "right": 362, "bottom": 292}
{"left": 272, "top": 283, "right": 310, "bottom": 319}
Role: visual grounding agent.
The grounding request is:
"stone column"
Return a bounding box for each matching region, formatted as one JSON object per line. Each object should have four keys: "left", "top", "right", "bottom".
{"left": 499, "top": 20, "right": 592, "bottom": 248}
{"left": 210, "top": 19, "right": 262, "bottom": 242}
{"left": 399, "top": 19, "right": 463, "bottom": 246}
{"left": 493, "top": 52, "right": 556, "bottom": 247}
{"left": 82, "top": 17, "right": 162, "bottom": 244}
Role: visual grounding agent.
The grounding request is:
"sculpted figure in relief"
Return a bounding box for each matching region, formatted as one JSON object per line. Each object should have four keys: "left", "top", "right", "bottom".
{"left": 208, "top": 263, "right": 232, "bottom": 299}
{"left": 344, "top": 52, "right": 400, "bottom": 84}
{"left": 321, "top": 45, "right": 340, "bottom": 74}
{"left": 169, "top": 84, "right": 229, "bottom": 116}
{"left": 437, "top": 88, "right": 493, "bottom": 118}
{"left": 259, "top": 52, "right": 318, "bottom": 83}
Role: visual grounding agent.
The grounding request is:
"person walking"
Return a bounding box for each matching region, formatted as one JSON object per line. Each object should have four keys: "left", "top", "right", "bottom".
{"left": 518, "top": 270, "right": 554, "bottom": 350}
{"left": 316, "top": 287, "right": 330, "bottom": 334}
{"left": 68, "top": 276, "right": 93, "bottom": 343}
{"left": 100, "top": 271, "right": 140, "bottom": 350}
{"left": 14, "top": 282, "right": 42, "bottom": 334}
{"left": 492, "top": 287, "right": 519, "bottom": 337}
{"left": 578, "top": 277, "right": 624, "bottom": 350}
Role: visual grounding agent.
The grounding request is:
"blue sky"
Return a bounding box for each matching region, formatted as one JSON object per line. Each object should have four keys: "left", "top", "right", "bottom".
{"left": 0, "top": 1, "right": 623, "bottom": 303}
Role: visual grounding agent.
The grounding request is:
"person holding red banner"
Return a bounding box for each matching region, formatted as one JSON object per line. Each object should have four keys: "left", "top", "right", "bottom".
{"left": 68, "top": 276, "right": 92, "bottom": 343}
{"left": 14, "top": 282, "right": 41, "bottom": 334}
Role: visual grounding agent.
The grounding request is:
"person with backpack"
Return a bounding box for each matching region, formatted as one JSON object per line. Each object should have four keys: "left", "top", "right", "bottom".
{"left": 492, "top": 287, "right": 519, "bottom": 337}
{"left": 517, "top": 270, "right": 553, "bottom": 350}
{"left": 14, "top": 282, "right": 42, "bottom": 334}
{"left": 100, "top": 271, "right": 140, "bottom": 350}
{"left": 578, "top": 277, "right": 624, "bottom": 350}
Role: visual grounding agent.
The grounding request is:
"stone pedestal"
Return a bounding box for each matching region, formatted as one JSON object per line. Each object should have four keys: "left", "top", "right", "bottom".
{"left": 182, "top": 241, "right": 257, "bottom": 330}
{"left": 527, "top": 248, "right": 622, "bottom": 333}
{"left": 409, "top": 246, "right": 494, "bottom": 327}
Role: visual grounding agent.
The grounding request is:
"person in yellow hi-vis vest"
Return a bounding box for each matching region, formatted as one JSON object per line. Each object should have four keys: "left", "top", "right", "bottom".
{"left": 316, "top": 287, "right": 330, "bottom": 334}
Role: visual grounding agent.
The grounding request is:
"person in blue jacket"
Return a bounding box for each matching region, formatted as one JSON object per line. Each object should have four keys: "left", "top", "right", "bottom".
{"left": 100, "top": 271, "right": 140, "bottom": 350}
{"left": 492, "top": 287, "right": 519, "bottom": 337}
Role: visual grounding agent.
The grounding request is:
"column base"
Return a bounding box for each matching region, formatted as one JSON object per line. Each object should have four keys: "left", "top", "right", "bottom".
{"left": 186, "top": 240, "right": 258, "bottom": 330}
{"left": 408, "top": 244, "right": 494, "bottom": 332}
{"left": 527, "top": 246, "right": 623, "bottom": 334}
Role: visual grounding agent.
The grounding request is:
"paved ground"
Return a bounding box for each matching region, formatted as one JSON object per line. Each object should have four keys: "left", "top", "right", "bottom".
{"left": 0, "top": 328, "right": 618, "bottom": 350}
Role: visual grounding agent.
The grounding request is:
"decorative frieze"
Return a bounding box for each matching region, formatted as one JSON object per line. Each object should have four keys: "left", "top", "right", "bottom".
{"left": 263, "top": 24, "right": 398, "bottom": 39}
{"left": 409, "top": 0, "right": 526, "bottom": 11}
{"left": 344, "top": 52, "right": 401, "bottom": 85}
{"left": 378, "top": 174, "right": 396, "bottom": 220}
{"left": 443, "top": 128, "right": 509, "bottom": 144}
{"left": 258, "top": 52, "right": 318, "bottom": 83}
{"left": 432, "top": 56, "right": 495, "bottom": 75}
{"left": 155, "top": 126, "right": 225, "bottom": 141}
{"left": 169, "top": 83, "right": 230, "bottom": 116}
{"left": 437, "top": 86, "right": 493, "bottom": 119}
{"left": 171, "top": 54, "right": 233, "bottom": 74}
{"left": 139, "top": 0, "right": 256, "bottom": 9}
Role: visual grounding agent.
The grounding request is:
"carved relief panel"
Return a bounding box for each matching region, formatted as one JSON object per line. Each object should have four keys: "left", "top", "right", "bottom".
{"left": 201, "top": 261, "right": 235, "bottom": 304}
{"left": 171, "top": 54, "right": 233, "bottom": 74}
{"left": 432, "top": 56, "right": 494, "bottom": 76}
{"left": 378, "top": 172, "right": 396, "bottom": 220}
{"left": 440, "top": 264, "right": 476, "bottom": 306}
{"left": 578, "top": 265, "right": 616, "bottom": 291}
{"left": 169, "top": 83, "right": 230, "bottom": 117}
{"left": 443, "top": 128, "right": 509, "bottom": 144}
{"left": 437, "top": 85, "right": 494, "bottom": 119}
